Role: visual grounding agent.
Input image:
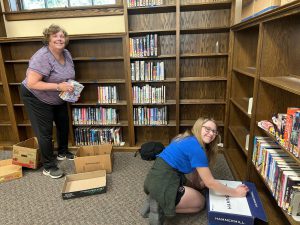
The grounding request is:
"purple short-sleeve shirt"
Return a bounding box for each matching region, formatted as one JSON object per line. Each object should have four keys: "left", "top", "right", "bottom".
{"left": 22, "top": 46, "right": 75, "bottom": 105}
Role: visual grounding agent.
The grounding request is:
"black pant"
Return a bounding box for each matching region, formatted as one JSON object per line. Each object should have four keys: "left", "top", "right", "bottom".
{"left": 20, "top": 84, "right": 69, "bottom": 169}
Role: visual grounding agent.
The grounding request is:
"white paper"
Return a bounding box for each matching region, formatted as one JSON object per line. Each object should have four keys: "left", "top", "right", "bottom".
{"left": 209, "top": 180, "right": 251, "bottom": 216}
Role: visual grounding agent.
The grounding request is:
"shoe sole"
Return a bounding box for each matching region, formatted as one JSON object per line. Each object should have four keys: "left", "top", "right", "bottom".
{"left": 57, "top": 156, "right": 66, "bottom": 161}
{"left": 42, "top": 170, "right": 64, "bottom": 179}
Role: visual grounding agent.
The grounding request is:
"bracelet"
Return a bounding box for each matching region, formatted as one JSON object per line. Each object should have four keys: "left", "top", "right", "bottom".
{"left": 56, "top": 84, "right": 60, "bottom": 91}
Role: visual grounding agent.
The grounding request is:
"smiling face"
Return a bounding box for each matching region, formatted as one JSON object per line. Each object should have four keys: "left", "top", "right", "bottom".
{"left": 48, "top": 31, "right": 66, "bottom": 52}
{"left": 201, "top": 120, "right": 218, "bottom": 144}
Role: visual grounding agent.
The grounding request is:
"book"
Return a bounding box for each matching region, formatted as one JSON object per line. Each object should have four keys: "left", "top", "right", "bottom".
{"left": 59, "top": 80, "right": 84, "bottom": 103}
{"left": 247, "top": 97, "right": 253, "bottom": 115}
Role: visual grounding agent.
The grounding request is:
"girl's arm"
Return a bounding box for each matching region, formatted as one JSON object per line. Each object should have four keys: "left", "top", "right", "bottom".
{"left": 196, "top": 167, "right": 249, "bottom": 197}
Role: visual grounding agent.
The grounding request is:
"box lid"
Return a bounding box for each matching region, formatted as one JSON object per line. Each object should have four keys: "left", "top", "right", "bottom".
{"left": 208, "top": 180, "right": 267, "bottom": 225}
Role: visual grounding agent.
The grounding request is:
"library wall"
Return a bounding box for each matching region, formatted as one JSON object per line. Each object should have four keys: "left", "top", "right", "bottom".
{"left": 0, "top": 1, "right": 125, "bottom": 37}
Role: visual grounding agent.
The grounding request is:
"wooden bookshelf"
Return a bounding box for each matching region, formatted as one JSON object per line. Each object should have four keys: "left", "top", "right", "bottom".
{"left": 225, "top": 2, "right": 300, "bottom": 225}
{"left": 123, "top": 0, "right": 231, "bottom": 145}
{"left": 0, "top": 33, "right": 134, "bottom": 150}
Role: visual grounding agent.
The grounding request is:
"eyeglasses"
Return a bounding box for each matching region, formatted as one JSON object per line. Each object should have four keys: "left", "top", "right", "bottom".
{"left": 202, "top": 126, "right": 218, "bottom": 135}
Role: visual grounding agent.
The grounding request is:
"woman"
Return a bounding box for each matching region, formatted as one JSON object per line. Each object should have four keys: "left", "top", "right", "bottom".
{"left": 21, "top": 24, "right": 75, "bottom": 179}
{"left": 143, "top": 118, "right": 249, "bottom": 224}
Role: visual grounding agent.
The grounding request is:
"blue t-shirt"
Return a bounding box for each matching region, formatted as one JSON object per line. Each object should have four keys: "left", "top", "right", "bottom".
{"left": 158, "top": 136, "right": 208, "bottom": 174}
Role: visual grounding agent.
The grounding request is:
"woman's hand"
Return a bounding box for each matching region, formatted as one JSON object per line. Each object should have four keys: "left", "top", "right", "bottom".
{"left": 57, "top": 82, "right": 74, "bottom": 92}
{"left": 233, "top": 184, "right": 249, "bottom": 197}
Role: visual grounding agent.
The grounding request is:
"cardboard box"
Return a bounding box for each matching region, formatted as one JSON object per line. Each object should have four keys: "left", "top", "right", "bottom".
{"left": 0, "top": 159, "right": 22, "bottom": 183}
{"left": 254, "top": 0, "right": 280, "bottom": 17}
{"left": 12, "top": 137, "right": 40, "bottom": 169}
{"left": 208, "top": 180, "right": 267, "bottom": 225}
{"left": 62, "top": 170, "right": 106, "bottom": 200}
{"left": 74, "top": 144, "right": 113, "bottom": 173}
{"left": 241, "top": 0, "right": 254, "bottom": 21}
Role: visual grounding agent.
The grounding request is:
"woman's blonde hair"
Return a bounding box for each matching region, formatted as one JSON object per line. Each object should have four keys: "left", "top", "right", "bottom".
{"left": 42, "top": 24, "right": 69, "bottom": 45}
{"left": 173, "top": 118, "right": 220, "bottom": 166}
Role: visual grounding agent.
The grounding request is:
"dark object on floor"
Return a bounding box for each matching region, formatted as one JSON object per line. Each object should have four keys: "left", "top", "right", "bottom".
{"left": 138, "top": 142, "right": 165, "bottom": 161}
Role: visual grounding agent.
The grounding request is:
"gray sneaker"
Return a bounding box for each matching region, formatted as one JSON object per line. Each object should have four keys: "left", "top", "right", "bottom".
{"left": 43, "top": 167, "right": 64, "bottom": 179}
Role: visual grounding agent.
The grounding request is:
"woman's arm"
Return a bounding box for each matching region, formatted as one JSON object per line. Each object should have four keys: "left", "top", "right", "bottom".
{"left": 196, "top": 167, "right": 249, "bottom": 197}
{"left": 26, "top": 70, "right": 73, "bottom": 92}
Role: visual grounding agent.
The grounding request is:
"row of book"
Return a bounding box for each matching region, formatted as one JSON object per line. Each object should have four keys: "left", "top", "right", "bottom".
{"left": 131, "top": 61, "right": 165, "bottom": 81}
{"left": 129, "top": 34, "right": 158, "bottom": 57}
{"left": 252, "top": 136, "right": 300, "bottom": 218}
{"left": 74, "top": 127, "right": 123, "bottom": 146}
{"left": 97, "top": 86, "right": 118, "bottom": 104}
{"left": 127, "top": 0, "right": 163, "bottom": 7}
{"left": 258, "top": 107, "right": 300, "bottom": 158}
{"left": 72, "top": 107, "right": 119, "bottom": 125}
{"left": 133, "top": 106, "right": 167, "bottom": 125}
{"left": 132, "top": 85, "right": 166, "bottom": 103}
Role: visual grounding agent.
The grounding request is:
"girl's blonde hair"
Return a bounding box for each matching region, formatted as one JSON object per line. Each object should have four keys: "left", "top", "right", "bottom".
{"left": 173, "top": 118, "right": 220, "bottom": 166}
{"left": 42, "top": 24, "right": 69, "bottom": 45}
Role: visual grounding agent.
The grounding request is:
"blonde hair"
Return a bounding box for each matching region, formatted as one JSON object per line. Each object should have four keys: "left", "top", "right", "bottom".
{"left": 42, "top": 24, "right": 69, "bottom": 45}
{"left": 173, "top": 118, "right": 220, "bottom": 166}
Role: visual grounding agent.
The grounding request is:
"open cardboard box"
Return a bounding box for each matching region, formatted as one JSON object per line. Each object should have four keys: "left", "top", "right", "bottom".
{"left": 12, "top": 137, "right": 40, "bottom": 169}
{"left": 208, "top": 180, "right": 267, "bottom": 225}
{"left": 74, "top": 144, "right": 113, "bottom": 173}
{"left": 62, "top": 170, "right": 106, "bottom": 200}
{"left": 0, "top": 159, "right": 22, "bottom": 183}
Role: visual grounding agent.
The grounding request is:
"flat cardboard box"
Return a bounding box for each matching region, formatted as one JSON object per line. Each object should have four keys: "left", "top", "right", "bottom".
{"left": 12, "top": 137, "right": 40, "bottom": 169}
{"left": 208, "top": 180, "right": 267, "bottom": 225}
{"left": 62, "top": 170, "right": 106, "bottom": 200}
{"left": 74, "top": 144, "right": 113, "bottom": 173}
{"left": 241, "top": 0, "right": 254, "bottom": 21}
{"left": 0, "top": 159, "right": 22, "bottom": 183}
{"left": 253, "top": 0, "right": 280, "bottom": 17}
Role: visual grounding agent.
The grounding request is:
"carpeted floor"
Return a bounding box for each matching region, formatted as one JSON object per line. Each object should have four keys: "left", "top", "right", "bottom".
{"left": 0, "top": 151, "right": 233, "bottom": 225}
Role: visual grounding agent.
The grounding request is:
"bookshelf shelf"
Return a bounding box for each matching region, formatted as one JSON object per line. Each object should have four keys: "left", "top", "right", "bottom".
{"left": 260, "top": 77, "right": 300, "bottom": 96}
{"left": 230, "top": 98, "right": 251, "bottom": 119}
{"left": 0, "top": 122, "right": 11, "bottom": 126}
{"left": 180, "top": 53, "right": 228, "bottom": 58}
{"left": 133, "top": 100, "right": 176, "bottom": 105}
{"left": 129, "top": 29, "right": 176, "bottom": 35}
{"left": 224, "top": 148, "right": 247, "bottom": 180}
{"left": 180, "top": 76, "right": 227, "bottom": 82}
{"left": 73, "top": 56, "right": 124, "bottom": 61}
{"left": 72, "top": 100, "right": 127, "bottom": 106}
{"left": 77, "top": 79, "right": 126, "bottom": 84}
{"left": 180, "top": 1, "right": 232, "bottom": 11}
{"left": 5, "top": 59, "right": 28, "bottom": 63}
{"left": 130, "top": 55, "right": 176, "bottom": 59}
{"left": 254, "top": 165, "right": 300, "bottom": 225}
{"left": 228, "top": 125, "right": 248, "bottom": 156}
{"left": 232, "top": 67, "right": 256, "bottom": 78}
{"left": 73, "top": 120, "right": 128, "bottom": 127}
{"left": 258, "top": 125, "right": 300, "bottom": 164}
{"left": 127, "top": 5, "right": 176, "bottom": 14}
{"left": 180, "top": 99, "right": 226, "bottom": 105}
{"left": 180, "top": 119, "right": 224, "bottom": 127}
{"left": 180, "top": 26, "right": 230, "bottom": 34}
{"left": 132, "top": 78, "right": 176, "bottom": 83}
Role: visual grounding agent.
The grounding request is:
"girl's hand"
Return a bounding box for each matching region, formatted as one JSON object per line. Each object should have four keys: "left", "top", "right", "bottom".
{"left": 234, "top": 184, "right": 249, "bottom": 197}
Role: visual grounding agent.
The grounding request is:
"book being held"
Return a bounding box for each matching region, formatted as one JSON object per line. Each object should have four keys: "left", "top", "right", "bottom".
{"left": 59, "top": 80, "right": 84, "bottom": 103}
